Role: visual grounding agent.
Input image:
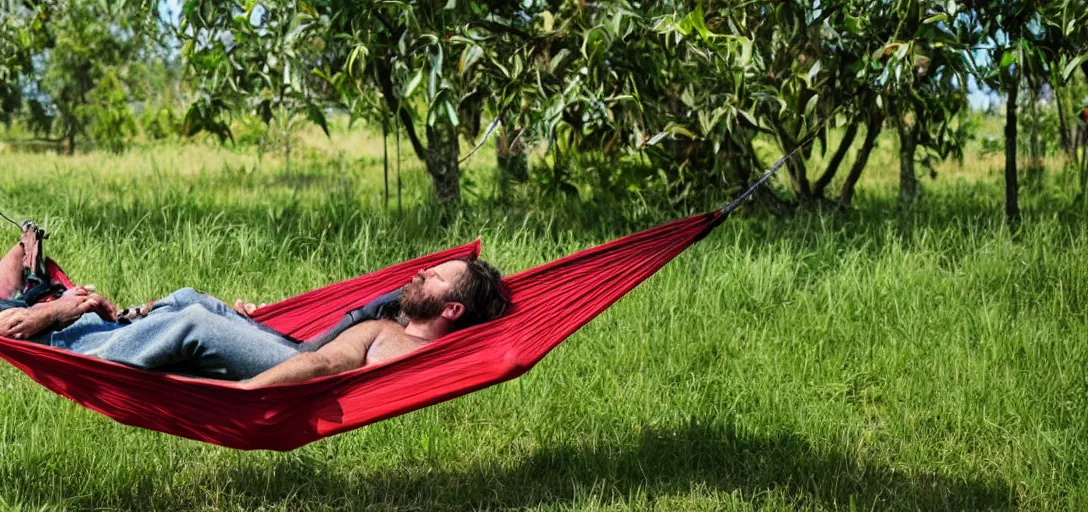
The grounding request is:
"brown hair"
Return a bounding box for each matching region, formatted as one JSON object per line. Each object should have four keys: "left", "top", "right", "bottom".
{"left": 446, "top": 258, "right": 511, "bottom": 330}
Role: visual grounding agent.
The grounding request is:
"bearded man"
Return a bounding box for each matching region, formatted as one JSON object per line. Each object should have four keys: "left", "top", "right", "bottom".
{"left": 0, "top": 229, "right": 510, "bottom": 387}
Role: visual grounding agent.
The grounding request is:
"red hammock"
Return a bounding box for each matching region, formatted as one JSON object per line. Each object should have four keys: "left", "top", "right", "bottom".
{"left": 0, "top": 211, "right": 721, "bottom": 451}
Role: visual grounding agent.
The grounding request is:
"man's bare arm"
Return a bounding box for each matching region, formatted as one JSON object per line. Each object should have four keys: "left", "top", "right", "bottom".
{"left": 0, "top": 303, "right": 58, "bottom": 339}
{"left": 0, "top": 290, "right": 115, "bottom": 340}
{"left": 0, "top": 241, "right": 26, "bottom": 300}
{"left": 240, "top": 320, "right": 399, "bottom": 389}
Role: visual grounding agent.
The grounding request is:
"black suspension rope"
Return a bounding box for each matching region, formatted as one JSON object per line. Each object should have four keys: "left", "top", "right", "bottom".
{"left": 693, "top": 111, "right": 844, "bottom": 242}
{"left": 0, "top": 207, "right": 22, "bottom": 232}
{"left": 718, "top": 144, "right": 803, "bottom": 215}
{"left": 458, "top": 117, "right": 502, "bottom": 164}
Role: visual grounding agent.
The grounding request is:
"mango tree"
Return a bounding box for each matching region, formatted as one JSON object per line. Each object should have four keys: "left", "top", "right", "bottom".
{"left": 0, "top": 0, "right": 163, "bottom": 153}
{"left": 179, "top": 0, "right": 535, "bottom": 204}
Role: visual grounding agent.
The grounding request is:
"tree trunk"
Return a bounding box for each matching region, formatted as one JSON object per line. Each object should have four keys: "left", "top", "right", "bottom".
{"left": 1005, "top": 79, "right": 1020, "bottom": 225}
{"left": 890, "top": 102, "right": 919, "bottom": 205}
{"left": 898, "top": 134, "right": 918, "bottom": 204}
{"left": 496, "top": 125, "right": 528, "bottom": 201}
{"left": 1026, "top": 86, "right": 1043, "bottom": 185}
{"left": 839, "top": 112, "right": 884, "bottom": 205}
{"left": 772, "top": 125, "right": 812, "bottom": 201}
{"left": 375, "top": 61, "right": 427, "bottom": 162}
{"left": 382, "top": 113, "right": 390, "bottom": 210}
{"left": 65, "top": 131, "right": 76, "bottom": 156}
{"left": 1056, "top": 85, "right": 1075, "bottom": 160}
{"left": 813, "top": 121, "right": 859, "bottom": 198}
{"left": 425, "top": 121, "right": 461, "bottom": 204}
{"left": 1080, "top": 129, "right": 1088, "bottom": 208}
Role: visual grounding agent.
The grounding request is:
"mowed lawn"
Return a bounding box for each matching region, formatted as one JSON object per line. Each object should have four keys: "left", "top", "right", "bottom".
{"left": 0, "top": 128, "right": 1087, "bottom": 511}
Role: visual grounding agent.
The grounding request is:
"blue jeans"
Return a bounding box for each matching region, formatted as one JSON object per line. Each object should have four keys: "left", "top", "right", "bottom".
{"left": 31, "top": 288, "right": 301, "bottom": 380}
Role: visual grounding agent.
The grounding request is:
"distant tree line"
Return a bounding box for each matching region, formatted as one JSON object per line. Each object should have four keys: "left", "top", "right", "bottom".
{"left": 2, "top": 1, "right": 1088, "bottom": 222}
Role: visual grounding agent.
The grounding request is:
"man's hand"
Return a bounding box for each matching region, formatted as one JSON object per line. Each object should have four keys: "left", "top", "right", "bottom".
{"left": 0, "top": 285, "right": 119, "bottom": 340}
{"left": 55, "top": 286, "right": 118, "bottom": 323}
{"left": 0, "top": 306, "right": 53, "bottom": 340}
{"left": 233, "top": 299, "right": 266, "bottom": 318}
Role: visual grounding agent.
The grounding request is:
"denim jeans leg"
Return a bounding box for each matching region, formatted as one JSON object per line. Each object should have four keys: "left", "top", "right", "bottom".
{"left": 64, "top": 303, "right": 300, "bottom": 380}
{"left": 152, "top": 287, "right": 293, "bottom": 340}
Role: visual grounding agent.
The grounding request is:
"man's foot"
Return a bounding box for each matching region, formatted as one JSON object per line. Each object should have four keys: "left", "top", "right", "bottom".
{"left": 233, "top": 299, "right": 266, "bottom": 318}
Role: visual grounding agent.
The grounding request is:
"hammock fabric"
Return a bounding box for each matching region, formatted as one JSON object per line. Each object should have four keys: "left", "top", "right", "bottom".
{"left": 0, "top": 211, "right": 723, "bottom": 451}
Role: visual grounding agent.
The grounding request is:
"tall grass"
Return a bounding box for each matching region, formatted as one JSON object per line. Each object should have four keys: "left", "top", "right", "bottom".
{"left": 0, "top": 125, "right": 1086, "bottom": 510}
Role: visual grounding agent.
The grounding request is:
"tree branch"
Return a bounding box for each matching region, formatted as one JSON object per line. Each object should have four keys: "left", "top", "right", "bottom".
{"left": 375, "top": 60, "right": 427, "bottom": 163}
{"left": 813, "top": 120, "right": 859, "bottom": 197}
{"left": 839, "top": 111, "right": 884, "bottom": 205}
{"left": 472, "top": 20, "right": 534, "bottom": 40}
{"left": 770, "top": 120, "right": 812, "bottom": 199}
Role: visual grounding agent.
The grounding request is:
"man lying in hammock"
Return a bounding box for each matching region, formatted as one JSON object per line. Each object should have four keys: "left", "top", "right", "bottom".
{"left": 0, "top": 229, "right": 511, "bottom": 388}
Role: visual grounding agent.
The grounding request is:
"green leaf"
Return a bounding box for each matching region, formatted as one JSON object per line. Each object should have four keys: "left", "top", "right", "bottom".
{"left": 346, "top": 45, "right": 368, "bottom": 78}
{"left": 646, "top": 131, "right": 668, "bottom": 146}
{"left": 804, "top": 94, "right": 819, "bottom": 117}
{"left": 428, "top": 48, "right": 444, "bottom": 99}
{"left": 737, "top": 109, "right": 758, "bottom": 128}
{"left": 403, "top": 68, "right": 423, "bottom": 97}
{"left": 923, "top": 13, "right": 949, "bottom": 25}
{"left": 459, "top": 45, "right": 483, "bottom": 76}
{"left": 844, "top": 14, "right": 860, "bottom": 34}
{"left": 806, "top": 60, "right": 822, "bottom": 85}
{"left": 999, "top": 50, "right": 1017, "bottom": 69}
{"left": 893, "top": 43, "right": 909, "bottom": 62}
{"left": 687, "top": 4, "right": 709, "bottom": 41}
{"left": 445, "top": 99, "right": 459, "bottom": 126}
{"left": 666, "top": 123, "right": 698, "bottom": 139}
{"left": 307, "top": 104, "right": 329, "bottom": 137}
{"left": 738, "top": 38, "right": 753, "bottom": 67}
{"left": 1063, "top": 53, "right": 1088, "bottom": 83}
{"left": 549, "top": 49, "right": 570, "bottom": 74}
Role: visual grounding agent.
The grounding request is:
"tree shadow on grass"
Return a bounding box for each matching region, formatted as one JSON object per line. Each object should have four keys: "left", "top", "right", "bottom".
{"left": 214, "top": 422, "right": 1015, "bottom": 511}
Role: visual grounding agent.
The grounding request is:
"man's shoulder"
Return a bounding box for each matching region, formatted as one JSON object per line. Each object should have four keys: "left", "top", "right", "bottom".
{"left": 338, "top": 319, "right": 403, "bottom": 340}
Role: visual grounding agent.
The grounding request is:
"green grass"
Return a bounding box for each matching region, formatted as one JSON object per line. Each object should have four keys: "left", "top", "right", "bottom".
{"left": 0, "top": 125, "right": 1087, "bottom": 510}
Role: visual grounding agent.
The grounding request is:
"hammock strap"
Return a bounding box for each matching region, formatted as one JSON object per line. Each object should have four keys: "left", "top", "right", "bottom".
{"left": 696, "top": 107, "right": 847, "bottom": 241}
{"left": 693, "top": 146, "right": 801, "bottom": 242}
{"left": 0, "top": 207, "right": 22, "bottom": 232}
{"left": 458, "top": 116, "right": 502, "bottom": 164}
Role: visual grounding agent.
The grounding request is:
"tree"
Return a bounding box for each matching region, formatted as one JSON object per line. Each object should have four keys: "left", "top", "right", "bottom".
{"left": 864, "top": 0, "right": 973, "bottom": 206}
{"left": 469, "top": 2, "right": 779, "bottom": 207}
{"left": 1038, "top": 1, "right": 1088, "bottom": 203}
{"left": 180, "top": 1, "right": 531, "bottom": 204}
{"left": 0, "top": 3, "right": 36, "bottom": 127}
{"left": 0, "top": 0, "right": 164, "bottom": 153}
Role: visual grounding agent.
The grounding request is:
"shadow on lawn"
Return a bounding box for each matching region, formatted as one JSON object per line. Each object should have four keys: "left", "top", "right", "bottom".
{"left": 217, "top": 422, "right": 1014, "bottom": 510}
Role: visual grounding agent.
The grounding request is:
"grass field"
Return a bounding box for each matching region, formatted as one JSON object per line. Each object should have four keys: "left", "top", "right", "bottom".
{"left": 1, "top": 122, "right": 1087, "bottom": 510}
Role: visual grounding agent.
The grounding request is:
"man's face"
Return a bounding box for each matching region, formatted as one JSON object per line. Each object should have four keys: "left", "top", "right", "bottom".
{"left": 401, "top": 260, "right": 468, "bottom": 321}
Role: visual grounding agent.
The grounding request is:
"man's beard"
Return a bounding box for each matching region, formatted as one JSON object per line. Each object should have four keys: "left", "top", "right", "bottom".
{"left": 400, "top": 280, "right": 446, "bottom": 321}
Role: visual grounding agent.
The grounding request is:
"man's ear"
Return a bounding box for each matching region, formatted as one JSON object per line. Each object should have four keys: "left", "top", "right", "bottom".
{"left": 442, "top": 302, "right": 465, "bottom": 321}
